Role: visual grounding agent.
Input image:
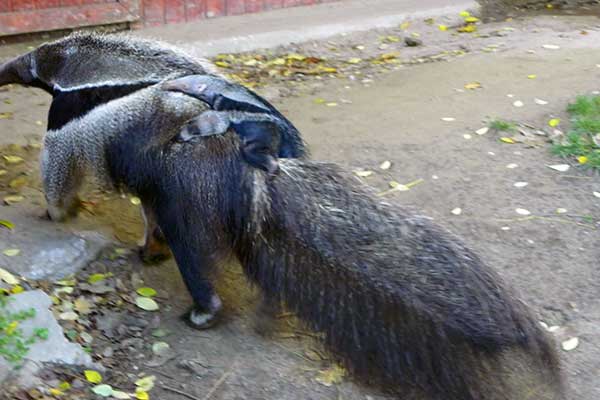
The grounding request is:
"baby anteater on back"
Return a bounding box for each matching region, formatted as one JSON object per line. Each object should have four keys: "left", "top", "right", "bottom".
{"left": 40, "top": 86, "right": 565, "bottom": 400}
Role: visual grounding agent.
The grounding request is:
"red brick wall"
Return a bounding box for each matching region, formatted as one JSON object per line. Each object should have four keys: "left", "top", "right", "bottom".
{"left": 0, "top": 0, "right": 341, "bottom": 37}
{"left": 141, "top": 0, "right": 341, "bottom": 26}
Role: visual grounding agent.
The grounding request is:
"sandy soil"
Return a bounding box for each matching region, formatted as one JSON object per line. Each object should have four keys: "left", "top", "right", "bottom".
{"left": 0, "top": 13, "right": 599, "bottom": 400}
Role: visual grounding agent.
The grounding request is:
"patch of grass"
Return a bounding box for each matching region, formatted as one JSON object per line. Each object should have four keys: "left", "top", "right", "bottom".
{"left": 0, "top": 293, "right": 48, "bottom": 364}
{"left": 489, "top": 119, "right": 517, "bottom": 132}
{"left": 552, "top": 95, "right": 600, "bottom": 171}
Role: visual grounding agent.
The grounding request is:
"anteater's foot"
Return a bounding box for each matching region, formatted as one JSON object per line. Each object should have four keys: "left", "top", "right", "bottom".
{"left": 46, "top": 197, "right": 82, "bottom": 222}
{"left": 138, "top": 228, "right": 171, "bottom": 264}
{"left": 183, "top": 295, "right": 223, "bottom": 330}
{"left": 138, "top": 241, "right": 171, "bottom": 264}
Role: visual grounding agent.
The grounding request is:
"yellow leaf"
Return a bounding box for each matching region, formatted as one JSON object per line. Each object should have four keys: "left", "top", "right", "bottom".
{"left": 4, "top": 195, "right": 24, "bottom": 205}
{"left": 136, "top": 287, "right": 157, "bottom": 297}
{"left": 346, "top": 58, "right": 362, "bottom": 64}
{"left": 464, "top": 82, "right": 481, "bottom": 90}
{"left": 0, "top": 268, "right": 19, "bottom": 285}
{"left": 6, "top": 321, "right": 19, "bottom": 335}
{"left": 58, "top": 381, "right": 71, "bottom": 391}
{"left": 320, "top": 67, "right": 337, "bottom": 73}
{"left": 438, "top": 25, "right": 448, "bottom": 31}
{"left": 578, "top": 156, "right": 588, "bottom": 164}
{"left": 459, "top": 10, "right": 471, "bottom": 17}
{"left": 88, "top": 273, "right": 111, "bottom": 284}
{"left": 286, "top": 53, "right": 306, "bottom": 61}
{"left": 464, "top": 16, "right": 479, "bottom": 23}
{"left": 135, "top": 391, "right": 149, "bottom": 400}
{"left": 313, "top": 98, "right": 326, "bottom": 104}
{"left": 527, "top": 74, "right": 537, "bottom": 79}
{"left": 380, "top": 52, "right": 399, "bottom": 60}
{"left": 399, "top": 21, "right": 411, "bottom": 30}
{"left": 10, "top": 285, "right": 24, "bottom": 294}
{"left": 49, "top": 388, "right": 64, "bottom": 396}
{"left": 243, "top": 59, "right": 258, "bottom": 66}
{"left": 271, "top": 58, "right": 286, "bottom": 66}
{"left": 0, "top": 220, "right": 15, "bottom": 230}
{"left": 548, "top": 118, "right": 561, "bottom": 127}
{"left": 325, "top": 102, "right": 338, "bottom": 107}
{"left": 9, "top": 176, "right": 27, "bottom": 190}
{"left": 214, "top": 61, "right": 230, "bottom": 68}
{"left": 84, "top": 370, "right": 103, "bottom": 384}
{"left": 135, "top": 375, "right": 156, "bottom": 392}
{"left": 2, "top": 155, "right": 24, "bottom": 164}
{"left": 0, "top": 112, "right": 14, "bottom": 119}
{"left": 500, "top": 137, "right": 515, "bottom": 144}
{"left": 458, "top": 24, "right": 477, "bottom": 33}
{"left": 3, "top": 248, "right": 20, "bottom": 257}
{"left": 130, "top": 196, "right": 141, "bottom": 206}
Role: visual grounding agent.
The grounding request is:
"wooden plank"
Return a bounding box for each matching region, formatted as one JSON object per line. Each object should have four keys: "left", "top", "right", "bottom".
{"left": 0, "top": 0, "right": 140, "bottom": 36}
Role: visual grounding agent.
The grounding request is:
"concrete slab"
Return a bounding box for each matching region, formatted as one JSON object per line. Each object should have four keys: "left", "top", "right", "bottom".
{"left": 0, "top": 290, "right": 98, "bottom": 386}
{"left": 0, "top": 204, "right": 110, "bottom": 281}
{"left": 137, "top": 0, "right": 478, "bottom": 56}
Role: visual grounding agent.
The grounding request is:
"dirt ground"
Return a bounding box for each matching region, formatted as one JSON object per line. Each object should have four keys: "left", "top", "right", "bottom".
{"left": 1, "top": 13, "right": 600, "bottom": 400}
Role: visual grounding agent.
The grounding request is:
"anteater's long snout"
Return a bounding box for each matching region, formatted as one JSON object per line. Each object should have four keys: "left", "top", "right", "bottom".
{"left": 0, "top": 53, "right": 35, "bottom": 87}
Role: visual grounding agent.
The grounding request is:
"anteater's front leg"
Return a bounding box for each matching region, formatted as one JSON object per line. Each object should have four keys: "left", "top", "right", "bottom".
{"left": 40, "top": 130, "right": 82, "bottom": 221}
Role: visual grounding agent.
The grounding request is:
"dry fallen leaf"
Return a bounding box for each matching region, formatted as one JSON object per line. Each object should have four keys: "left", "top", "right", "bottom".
{"left": 548, "top": 164, "right": 570, "bottom": 172}
{"left": 561, "top": 337, "right": 579, "bottom": 351}
{"left": 463, "top": 134, "right": 472, "bottom": 140}
{"left": 59, "top": 311, "right": 78, "bottom": 321}
{"left": 135, "top": 375, "right": 156, "bottom": 392}
{"left": 152, "top": 341, "right": 170, "bottom": 356}
{"left": 0, "top": 268, "right": 19, "bottom": 285}
{"left": 534, "top": 98, "right": 549, "bottom": 105}
{"left": 2, "top": 155, "right": 24, "bottom": 164}
{"left": 500, "top": 137, "right": 515, "bottom": 144}
{"left": 354, "top": 170, "right": 374, "bottom": 178}
{"left": 464, "top": 82, "right": 482, "bottom": 90}
{"left": 4, "top": 195, "right": 24, "bottom": 205}
{"left": 476, "top": 127, "right": 489, "bottom": 135}
{"left": 136, "top": 297, "right": 159, "bottom": 311}
{"left": 91, "top": 384, "right": 113, "bottom": 397}
{"left": 3, "top": 248, "right": 20, "bottom": 257}
{"left": 379, "top": 160, "right": 392, "bottom": 170}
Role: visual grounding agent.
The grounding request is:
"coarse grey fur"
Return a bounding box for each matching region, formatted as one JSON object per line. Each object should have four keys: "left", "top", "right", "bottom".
{"left": 40, "top": 86, "right": 566, "bottom": 399}
{"left": 0, "top": 31, "right": 214, "bottom": 91}
{"left": 1, "top": 31, "right": 217, "bottom": 263}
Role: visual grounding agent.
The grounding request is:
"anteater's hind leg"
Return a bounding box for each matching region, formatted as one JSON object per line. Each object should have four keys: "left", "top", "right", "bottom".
{"left": 139, "top": 203, "right": 171, "bottom": 264}
{"left": 157, "top": 215, "right": 224, "bottom": 329}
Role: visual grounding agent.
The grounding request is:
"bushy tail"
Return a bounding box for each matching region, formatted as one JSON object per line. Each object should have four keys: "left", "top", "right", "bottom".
{"left": 235, "top": 166, "right": 565, "bottom": 400}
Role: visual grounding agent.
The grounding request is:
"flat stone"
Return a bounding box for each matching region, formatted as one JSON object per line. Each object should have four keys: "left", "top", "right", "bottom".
{"left": 0, "top": 206, "right": 110, "bottom": 281}
{"left": 0, "top": 290, "right": 100, "bottom": 386}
